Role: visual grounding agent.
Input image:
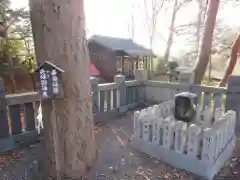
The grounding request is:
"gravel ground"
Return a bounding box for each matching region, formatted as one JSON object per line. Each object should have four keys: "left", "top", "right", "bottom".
{"left": 1, "top": 111, "right": 240, "bottom": 180}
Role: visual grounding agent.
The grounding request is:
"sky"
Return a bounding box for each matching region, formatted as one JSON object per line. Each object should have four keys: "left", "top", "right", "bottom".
{"left": 12, "top": 0, "right": 240, "bottom": 56}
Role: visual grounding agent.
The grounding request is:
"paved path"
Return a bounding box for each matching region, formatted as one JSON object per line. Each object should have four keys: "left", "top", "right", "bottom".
{"left": 1, "top": 111, "right": 240, "bottom": 180}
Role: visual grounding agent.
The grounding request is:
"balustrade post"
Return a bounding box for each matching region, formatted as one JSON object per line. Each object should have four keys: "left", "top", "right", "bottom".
{"left": 135, "top": 69, "right": 147, "bottom": 100}
{"left": 114, "top": 75, "right": 126, "bottom": 113}
{"left": 90, "top": 77, "right": 99, "bottom": 114}
{"left": 24, "top": 102, "right": 36, "bottom": 131}
{"left": 226, "top": 76, "right": 240, "bottom": 132}
{"left": 0, "top": 78, "right": 14, "bottom": 152}
{"left": 9, "top": 104, "right": 22, "bottom": 135}
{"left": 179, "top": 71, "right": 194, "bottom": 84}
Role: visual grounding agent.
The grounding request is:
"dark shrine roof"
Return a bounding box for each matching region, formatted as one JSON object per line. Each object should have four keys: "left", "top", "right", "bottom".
{"left": 88, "top": 35, "right": 154, "bottom": 56}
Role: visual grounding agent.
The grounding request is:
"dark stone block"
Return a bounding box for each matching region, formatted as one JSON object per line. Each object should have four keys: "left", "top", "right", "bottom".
{"left": 24, "top": 102, "right": 36, "bottom": 131}
{"left": 0, "top": 136, "right": 15, "bottom": 153}
{"left": 9, "top": 104, "right": 22, "bottom": 135}
{"left": 14, "top": 130, "right": 39, "bottom": 146}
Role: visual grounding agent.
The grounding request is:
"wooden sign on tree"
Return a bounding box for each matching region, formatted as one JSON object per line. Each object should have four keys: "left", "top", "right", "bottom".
{"left": 35, "top": 61, "right": 64, "bottom": 99}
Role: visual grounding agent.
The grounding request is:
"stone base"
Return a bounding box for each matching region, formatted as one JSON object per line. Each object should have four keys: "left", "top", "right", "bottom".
{"left": 131, "top": 135, "right": 236, "bottom": 180}
{"left": 119, "top": 105, "right": 129, "bottom": 114}
{"left": 0, "top": 136, "right": 15, "bottom": 153}
{"left": 14, "top": 130, "right": 39, "bottom": 146}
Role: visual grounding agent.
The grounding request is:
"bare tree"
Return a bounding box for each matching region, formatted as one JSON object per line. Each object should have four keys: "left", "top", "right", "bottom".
{"left": 195, "top": 0, "right": 208, "bottom": 52}
{"left": 163, "top": 0, "right": 193, "bottom": 62}
{"left": 128, "top": 3, "right": 136, "bottom": 40}
{"left": 144, "top": 0, "right": 166, "bottom": 49}
{"left": 218, "top": 35, "right": 240, "bottom": 87}
{"left": 163, "top": 0, "right": 178, "bottom": 62}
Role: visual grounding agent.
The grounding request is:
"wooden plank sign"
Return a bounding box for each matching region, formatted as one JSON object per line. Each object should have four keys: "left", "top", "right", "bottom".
{"left": 35, "top": 61, "right": 65, "bottom": 99}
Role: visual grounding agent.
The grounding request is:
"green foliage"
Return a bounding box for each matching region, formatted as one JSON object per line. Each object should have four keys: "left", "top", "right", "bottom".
{"left": 153, "top": 56, "right": 168, "bottom": 74}
{"left": 166, "top": 60, "right": 179, "bottom": 70}
{"left": 0, "top": 0, "right": 35, "bottom": 78}
{"left": 154, "top": 56, "right": 166, "bottom": 72}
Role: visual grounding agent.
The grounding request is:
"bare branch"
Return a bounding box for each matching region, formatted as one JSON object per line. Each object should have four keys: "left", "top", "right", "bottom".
{"left": 155, "top": 0, "right": 166, "bottom": 14}
{"left": 174, "top": 22, "right": 198, "bottom": 30}
{"left": 0, "top": 6, "right": 28, "bottom": 38}
{"left": 176, "top": 0, "right": 192, "bottom": 11}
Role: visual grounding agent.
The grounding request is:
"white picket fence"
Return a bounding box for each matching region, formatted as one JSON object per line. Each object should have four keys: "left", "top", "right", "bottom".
{"left": 132, "top": 100, "right": 236, "bottom": 180}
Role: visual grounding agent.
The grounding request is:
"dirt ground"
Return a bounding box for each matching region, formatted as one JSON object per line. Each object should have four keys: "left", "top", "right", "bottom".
{"left": 1, "top": 111, "right": 240, "bottom": 180}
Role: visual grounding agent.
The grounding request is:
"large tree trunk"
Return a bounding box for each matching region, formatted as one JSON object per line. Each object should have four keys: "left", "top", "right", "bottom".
{"left": 29, "top": 0, "right": 97, "bottom": 179}
{"left": 218, "top": 35, "right": 240, "bottom": 87}
{"left": 193, "top": 0, "right": 220, "bottom": 84}
{"left": 163, "top": 0, "right": 178, "bottom": 63}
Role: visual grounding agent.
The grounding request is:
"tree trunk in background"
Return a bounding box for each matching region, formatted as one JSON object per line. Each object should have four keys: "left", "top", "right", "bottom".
{"left": 218, "top": 35, "right": 240, "bottom": 87}
{"left": 8, "top": 55, "right": 17, "bottom": 93}
{"left": 29, "top": 0, "right": 97, "bottom": 179}
{"left": 163, "top": 0, "right": 178, "bottom": 63}
{"left": 196, "top": 0, "right": 208, "bottom": 54}
{"left": 193, "top": 0, "right": 220, "bottom": 84}
{"left": 196, "top": 0, "right": 203, "bottom": 53}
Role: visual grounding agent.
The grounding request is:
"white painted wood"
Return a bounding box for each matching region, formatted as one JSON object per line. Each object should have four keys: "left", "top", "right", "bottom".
{"left": 152, "top": 105, "right": 158, "bottom": 116}
{"left": 157, "top": 117, "right": 164, "bottom": 145}
{"left": 203, "top": 106, "right": 212, "bottom": 128}
{"left": 134, "top": 111, "right": 141, "bottom": 138}
{"left": 116, "top": 89, "right": 120, "bottom": 108}
{"left": 98, "top": 91, "right": 101, "bottom": 111}
{"left": 225, "top": 114, "right": 231, "bottom": 143}
{"left": 213, "top": 117, "right": 226, "bottom": 152}
{"left": 201, "top": 128, "right": 215, "bottom": 165}
{"left": 174, "top": 121, "right": 187, "bottom": 154}
{"left": 222, "top": 118, "right": 229, "bottom": 149}
{"left": 151, "top": 116, "right": 161, "bottom": 145}
{"left": 104, "top": 91, "right": 108, "bottom": 111}
{"left": 187, "top": 124, "right": 201, "bottom": 158}
{"left": 162, "top": 117, "right": 175, "bottom": 149}
{"left": 156, "top": 104, "right": 164, "bottom": 117}
{"left": 142, "top": 115, "right": 151, "bottom": 142}
{"left": 213, "top": 129, "right": 220, "bottom": 161}
{"left": 145, "top": 86, "right": 175, "bottom": 103}
{"left": 195, "top": 106, "right": 204, "bottom": 125}
{"left": 228, "top": 110, "right": 236, "bottom": 138}
{"left": 214, "top": 108, "right": 224, "bottom": 122}
{"left": 203, "top": 92, "right": 211, "bottom": 107}
{"left": 98, "top": 82, "right": 117, "bottom": 91}
{"left": 110, "top": 89, "right": 114, "bottom": 110}
{"left": 213, "top": 93, "right": 222, "bottom": 110}
{"left": 139, "top": 108, "right": 148, "bottom": 139}
{"left": 132, "top": 135, "right": 236, "bottom": 180}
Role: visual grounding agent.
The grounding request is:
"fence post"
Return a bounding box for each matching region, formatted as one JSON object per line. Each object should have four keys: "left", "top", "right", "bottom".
{"left": 24, "top": 102, "right": 36, "bottom": 131}
{"left": 179, "top": 72, "right": 194, "bottom": 84}
{"left": 226, "top": 75, "right": 240, "bottom": 132}
{"left": 135, "top": 70, "right": 147, "bottom": 100}
{"left": 90, "top": 77, "right": 99, "bottom": 114}
{"left": 114, "top": 75, "right": 127, "bottom": 113}
{"left": 0, "top": 78, "right": 14, "bottom": 152}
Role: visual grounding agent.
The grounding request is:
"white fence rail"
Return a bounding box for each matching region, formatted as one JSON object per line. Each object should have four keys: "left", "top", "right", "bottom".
{"left": 132, "top": 101, "right": 236, "bottom": 180}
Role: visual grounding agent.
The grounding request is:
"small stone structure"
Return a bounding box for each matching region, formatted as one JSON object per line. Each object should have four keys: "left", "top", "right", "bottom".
{"left": 131, "top": 100, "right": 236, "bottom": 180}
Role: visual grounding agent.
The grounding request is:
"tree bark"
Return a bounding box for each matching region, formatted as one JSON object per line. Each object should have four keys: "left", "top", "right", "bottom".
{"left": 218, "top": 35, "right": 240, "bottom": 87}
{"left": 29, "top": 0, "right": 97, "bottom": 179}
{"left": 163, "top": 0, "right": 178, "bottom": 63}
{"left": 193, "top": 0, "right": 220, "bottom": 84}
{"left": 8, "top": 55, "right": 17, "bottom": 93}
